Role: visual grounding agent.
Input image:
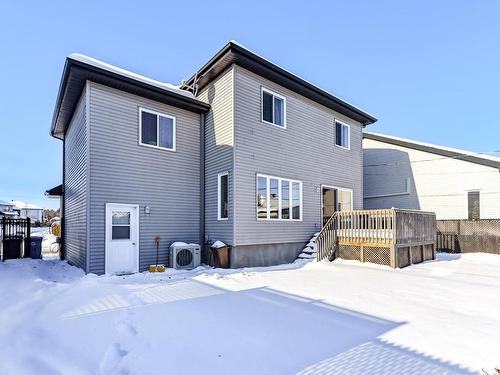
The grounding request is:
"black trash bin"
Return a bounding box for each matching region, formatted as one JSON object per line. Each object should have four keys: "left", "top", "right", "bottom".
{"left": 2, "top": 235, "right": 23, "bottom": 260}
{"left": 29, "top": 237, "right": 43, "bottom": 259}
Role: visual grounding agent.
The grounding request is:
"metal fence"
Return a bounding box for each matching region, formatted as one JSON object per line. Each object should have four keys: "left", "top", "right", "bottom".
{"left": 1, "top": 217, "right": 31, "bottom": 260}
{"left": 436, "top": 219, "right": 500, "bottom": 254}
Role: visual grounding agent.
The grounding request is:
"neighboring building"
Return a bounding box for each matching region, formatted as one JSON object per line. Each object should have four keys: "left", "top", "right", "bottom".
{"left": 50, "top": 41, "right": 376, "bottom": 274}
{"left": 10, "top": 200, "right": 44, "bottom": 222}
{"left": 363, "top": 132, "right": 500, "bottom": 220}
{"left": 0, "top": 200, "right": 16, "bottom": 218}
{"left": 45, "top": 184, "right": 63, "bottom": 218}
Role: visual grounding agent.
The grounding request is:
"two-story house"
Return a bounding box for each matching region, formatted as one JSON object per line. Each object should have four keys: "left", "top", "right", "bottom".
{"left": 50, "top": 41, "right": 376, "bottom": 274}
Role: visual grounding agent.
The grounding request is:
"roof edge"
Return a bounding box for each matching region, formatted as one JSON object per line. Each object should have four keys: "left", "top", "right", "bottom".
{"left": 363, "top": 132, "right": 500, "bottom": 170}
{"left": 51, "top": 56, "right": 210, "bottom": 139}
{"left": 184, "top": 41, "right": 377, "bottom": 126}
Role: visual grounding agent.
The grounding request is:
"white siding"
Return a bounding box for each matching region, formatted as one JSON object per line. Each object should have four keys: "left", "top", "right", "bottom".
{"left": 363, "top": 138, "right": 500, "bottom": 219}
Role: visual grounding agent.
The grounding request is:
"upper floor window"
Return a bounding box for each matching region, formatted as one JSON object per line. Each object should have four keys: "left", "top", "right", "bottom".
{"left": 261, "top": 88, "right": 286, "bottom": 128}
{"left": 218, "top": 172, "right": 229, "bottom": 220}
{"left": 257, "top": 174, "right": 301, "bottom": 221}
{"left": 335, "top": 120, "right": 350, "bottom": 149}
{"left": 139, "top": 108, "right": 176, "bottom": 151}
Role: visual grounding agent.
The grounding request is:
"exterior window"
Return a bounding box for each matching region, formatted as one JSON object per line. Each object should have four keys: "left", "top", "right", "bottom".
{"left": 111, "top": 211, "right": 130, "bottom": 240}
{"left": 468, "top": 191, "right": 480, "bottom": 220}
{"left": 292, "top": 182, "right": 301, "bottom": 219}
{"left": 335, "top": 120, "right": 350, "bottom": 149}
{"left": 257, "top": 176, "right": 268, "bottom": 219}
{"left": 281, "top": 180, "right": 289, "bottom": 219}
{"left": 262, "top": 88, "right": 286, "bottom": 128}
{"left": 338, "top": 189, "right": 352, "bottom": 211}
{"left": 139, "top": 108, "right": 176, "bottom": 151}
{"left": 256, "top": 174, "right": 302, "bottom": 220}
{"left": 218, "top": 172, "right": 229, "bottom": 220}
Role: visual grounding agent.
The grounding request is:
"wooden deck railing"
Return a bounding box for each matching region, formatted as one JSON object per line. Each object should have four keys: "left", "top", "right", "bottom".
{"left": 317, "top": 209, "right": 436, "bottom": 261}
{"left": 394, "top": 209, "right": 436, "bottom": 245}
{"left": 336, "top": 209, "right": 395, "bottom": 246}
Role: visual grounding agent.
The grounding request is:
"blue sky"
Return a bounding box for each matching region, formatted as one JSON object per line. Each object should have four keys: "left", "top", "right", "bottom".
{"left": 1, "top": 1, "right": 499, "bottom": 209}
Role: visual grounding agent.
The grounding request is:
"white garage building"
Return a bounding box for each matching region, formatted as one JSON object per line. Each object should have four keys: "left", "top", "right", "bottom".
{"left": 363, "top": 132, "right": 500, "bottom": 220}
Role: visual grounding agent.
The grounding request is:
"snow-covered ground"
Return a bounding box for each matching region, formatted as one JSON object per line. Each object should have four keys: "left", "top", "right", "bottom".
{"left": 0, "top": 254, "right": 498, "bottom": 374}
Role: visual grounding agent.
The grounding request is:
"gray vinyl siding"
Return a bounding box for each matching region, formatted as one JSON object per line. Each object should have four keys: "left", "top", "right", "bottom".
{"left": 233, "top": 66, "right": 364, "bottom": 246}
{"left": 63, "top": 87, "right": 88, "bottom": 270}
{"left": 87, "top": 82, "right": 201, "bottom": 274}
{"left": 197, "top": 68, "right": 234, "bottom": 245}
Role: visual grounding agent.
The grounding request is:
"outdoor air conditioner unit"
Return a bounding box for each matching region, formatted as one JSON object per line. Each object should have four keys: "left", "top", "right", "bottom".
{"left": 169, "top": 243, "right": 201, "bottom": 270}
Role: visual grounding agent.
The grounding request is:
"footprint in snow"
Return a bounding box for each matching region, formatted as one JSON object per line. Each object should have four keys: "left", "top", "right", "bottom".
{"left": 116, "top": 311, "right": 138, "bottom": 338}
{"left": 116, "top": 318, "right": 138, "bottom": 337}
{"left": 98, "top": 343, "right": 129, "bottom": 375}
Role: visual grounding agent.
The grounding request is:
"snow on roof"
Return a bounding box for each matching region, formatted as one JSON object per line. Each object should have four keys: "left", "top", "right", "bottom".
{"left": 228, "top": 40, "right": 377, "bottom": 120}
{"left": 0, "top": 199, "right": 13, "bottom": 206}
{"left": 364, "top": 132, "right": 500, "bottom": 163}
{"left": 68, "top": 53, "right": 196, "bottom": 100}
{"left": 10, "top": 200, "right": 43, "bottom": 210}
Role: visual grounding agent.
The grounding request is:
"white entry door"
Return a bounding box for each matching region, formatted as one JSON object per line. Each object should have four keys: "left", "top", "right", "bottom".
{"left": 105, "top": 203, "right": 139, "bottom": 274}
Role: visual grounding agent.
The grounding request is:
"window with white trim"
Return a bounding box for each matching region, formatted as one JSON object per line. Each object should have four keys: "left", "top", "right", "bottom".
{"left": 139, "top": 108, "right": 176, "bottom": 151}
{"left": 218, "top": 172, "right": 229, "bottom": 220}
{"left": 335, "top": 120, "right": 350, "bottom": 149}
{"left": 257, "top": 174, "right": 301, "bottom": 220}
{"left": 111, "top": 211, "right": 130, "bottom": 240}
{"left": 262, "top": 88, "right": 286, "bottom": 128}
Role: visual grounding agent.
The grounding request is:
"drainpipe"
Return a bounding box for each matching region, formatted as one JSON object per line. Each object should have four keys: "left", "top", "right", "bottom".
{"left": 61, "top": 138, "right": 66, "bottom": 261}
{"left": 200, "top": 113, "right": 205, "bottom": 249}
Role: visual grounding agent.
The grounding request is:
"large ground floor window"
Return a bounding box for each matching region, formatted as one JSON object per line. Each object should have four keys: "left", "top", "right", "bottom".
{"left": 257, "top": 174, "right": 302, "bottom": 221}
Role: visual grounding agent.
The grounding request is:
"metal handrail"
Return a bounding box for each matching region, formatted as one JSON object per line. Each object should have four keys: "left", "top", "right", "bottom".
{"left": 316, "top": 212, "right": 338, "bottom": 261}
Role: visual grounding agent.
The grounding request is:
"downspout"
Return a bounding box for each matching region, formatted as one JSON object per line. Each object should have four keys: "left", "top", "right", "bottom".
{"left": 200, "top": 112, "right": 205, "bottom": 249}
{"left": 85, "top": 82, "right": 91, "bottom": 274}
{"left": 61, "top": 138, "right": 66, "bottom": 261}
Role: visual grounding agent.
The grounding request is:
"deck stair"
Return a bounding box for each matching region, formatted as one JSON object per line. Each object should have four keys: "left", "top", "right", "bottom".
{"left": 294, "top": 233, "right": 320, "bottom": 262}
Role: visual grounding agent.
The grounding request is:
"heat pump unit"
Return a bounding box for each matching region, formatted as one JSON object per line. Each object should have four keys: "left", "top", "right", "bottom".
{"left": 169, "top": 243, "right": 201, "bottom": 270}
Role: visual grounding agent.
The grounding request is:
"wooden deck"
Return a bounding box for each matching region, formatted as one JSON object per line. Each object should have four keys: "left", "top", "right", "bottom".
{"left": 317, "top": 209, "right": 436, "bottom": 268}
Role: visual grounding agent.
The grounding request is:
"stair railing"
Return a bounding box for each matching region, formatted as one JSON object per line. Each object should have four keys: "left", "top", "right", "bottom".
{"left": 316, "top": 212, "right": 338, "bottom": 261}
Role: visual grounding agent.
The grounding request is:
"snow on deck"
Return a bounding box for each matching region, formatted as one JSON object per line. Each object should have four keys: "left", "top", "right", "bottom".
{"left": 0, "top": 253, "right": 498, "bottom": 374}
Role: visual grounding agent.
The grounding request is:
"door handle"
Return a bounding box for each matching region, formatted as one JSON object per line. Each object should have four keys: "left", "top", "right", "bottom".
{"left": 132, "top": 242, "right": 136, "bottom": 245}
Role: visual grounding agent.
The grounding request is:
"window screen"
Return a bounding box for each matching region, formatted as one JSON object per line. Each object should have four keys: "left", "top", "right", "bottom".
{"left": 159, "top": 116, "right": 174, "bottom": 149}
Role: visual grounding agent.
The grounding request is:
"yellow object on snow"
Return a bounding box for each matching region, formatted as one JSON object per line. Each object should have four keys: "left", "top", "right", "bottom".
{"left": 149, "top": 264, "right": 165, "bottom": 273}
{"left": 51, "top": 222, "right": 61, "bottom": 237}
